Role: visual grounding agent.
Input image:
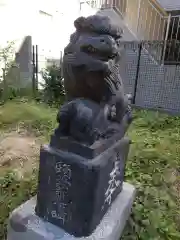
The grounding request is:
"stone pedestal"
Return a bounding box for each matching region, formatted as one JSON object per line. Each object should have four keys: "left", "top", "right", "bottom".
{"left": 36, "top": 136, "right": 130, "bottom": 237}
{"left": 7, "top": 182, "right": 136, "bottom": 240}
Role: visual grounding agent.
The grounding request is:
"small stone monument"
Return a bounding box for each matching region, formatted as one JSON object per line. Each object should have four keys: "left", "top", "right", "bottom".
{"left": 7, "top": 15, "right": 136, "bottom": 240}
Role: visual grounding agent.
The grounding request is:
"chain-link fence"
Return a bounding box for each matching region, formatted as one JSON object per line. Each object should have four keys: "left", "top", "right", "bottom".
{"left": 121, "top": 41, "right": 180, "bottom": 115}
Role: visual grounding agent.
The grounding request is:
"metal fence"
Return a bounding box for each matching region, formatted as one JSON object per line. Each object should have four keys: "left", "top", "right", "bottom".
{"left": 121, "top": 41, "right": 180, "bottom": 114}
{"left": 32, "top": 45, "right": 63, "bottom": 91}
{"left": 32, "top": 45, "right": 38, "bottom": 94}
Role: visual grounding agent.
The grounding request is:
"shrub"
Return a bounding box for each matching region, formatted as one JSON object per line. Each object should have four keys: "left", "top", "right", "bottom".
{"left": 0, "top": 41, "right": 20, "bottom": 102}
{"left": 40, "top": 64, "right": 65, "bottom": 106}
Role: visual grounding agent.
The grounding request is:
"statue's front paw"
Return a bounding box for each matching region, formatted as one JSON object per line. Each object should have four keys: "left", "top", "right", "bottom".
{"left": 109, "top": 105, "right": 117, "bottom": 120}
{"left": 126, "top": 94, "right": 132, "bottom": 104}
{"left": 126, "top": 105, "right": 133, "bottom": 124}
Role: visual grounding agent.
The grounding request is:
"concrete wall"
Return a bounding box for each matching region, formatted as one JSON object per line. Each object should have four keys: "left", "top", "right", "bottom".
{"left": 15, "top": 36, "right": 33, "bottom": 87}
{"left": 124, "top": 0, "right": 139, "bottom": 36}
{"left": 114, "top": 0, "right": 168, "bottom": 41}
{"left": 137, "top": 0, "right": 167, "bottom": 41}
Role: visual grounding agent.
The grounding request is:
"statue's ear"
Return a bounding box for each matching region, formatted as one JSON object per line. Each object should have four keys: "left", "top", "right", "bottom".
{"left": 74, "top": 17, "right": 86, "bottom": 30}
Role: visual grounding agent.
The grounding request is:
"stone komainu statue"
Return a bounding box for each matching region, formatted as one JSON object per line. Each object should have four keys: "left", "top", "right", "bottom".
{"left": 53, "top": 15, "right": 132, "bottom": 146}
{"left": 35, "top": 18, "right": 134, "bottom": 237}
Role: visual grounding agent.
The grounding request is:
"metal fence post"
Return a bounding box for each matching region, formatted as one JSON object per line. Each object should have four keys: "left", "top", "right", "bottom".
{"left": 132, "top": 41, "right": 142, "bottom": 104}
{"left": 35, "top": 45, "right": 38, "bottom": 91}
{"left": 162, "top": 14, "right": 171, "bottom": 64}
{"left": 32, "top": 45, "right": 36, "bottom": 95}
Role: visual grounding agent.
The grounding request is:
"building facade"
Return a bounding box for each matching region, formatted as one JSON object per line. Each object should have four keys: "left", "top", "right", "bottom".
{"left": 114, "top": 0, "right": 180, "bottom": 42}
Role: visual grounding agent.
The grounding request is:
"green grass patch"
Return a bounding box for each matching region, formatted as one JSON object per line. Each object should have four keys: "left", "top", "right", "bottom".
{"left": 0, "top": 100, "right": 57, "bottom": 139}
{"left": 0, "top": 100, "right": 58, "bottom": 239}
{"left": 0, "top": 102, "right": 180, "bottom": 239}
{"left": 0, "top": 170, "right": 37, "bottom": 239}
{"left": 123, "top": 110, "right": 180, "bottom": 240}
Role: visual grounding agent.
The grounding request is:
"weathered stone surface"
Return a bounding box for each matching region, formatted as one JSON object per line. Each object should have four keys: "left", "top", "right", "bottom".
{"left": 53, "top": 98, "right": 132, "bottom": 147}
{"left": 7, "top": 182, "right": 136, "bottom": 240}
{"left": 59, "top": 14, "right": 132, "bottom": 145}
{"left": 35, "top": 137, "right": 130, "bottom": 237}
{"left": 63, "top": 15, "right": 125, "bottom": 104}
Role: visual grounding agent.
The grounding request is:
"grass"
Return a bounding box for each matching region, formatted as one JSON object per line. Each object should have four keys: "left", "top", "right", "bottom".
{"left": 0, "top": 100, "right": 180, "bottom": 239}
{"left": 0, "top": 100, "right": 57, "bottom": 140}
{"left": 123, "top": 111, "right": 180, "bottom": 240}
{"left": 0, "top": 100, "right": 57, "bottom": 239}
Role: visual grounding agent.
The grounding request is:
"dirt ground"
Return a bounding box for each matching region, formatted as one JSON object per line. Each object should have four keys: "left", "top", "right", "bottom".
{"left": 0, "top": 132, "right": 40, "bottom": 178}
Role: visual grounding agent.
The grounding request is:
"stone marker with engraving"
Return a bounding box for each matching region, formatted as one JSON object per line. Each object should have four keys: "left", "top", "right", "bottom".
{"left": 7, "top": 15, "right": 136, "bottom": 240}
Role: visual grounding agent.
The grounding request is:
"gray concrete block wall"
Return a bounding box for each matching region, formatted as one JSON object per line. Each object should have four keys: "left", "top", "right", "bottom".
{"left": 15, "top": 36, "right": 33, "bottom": 88}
